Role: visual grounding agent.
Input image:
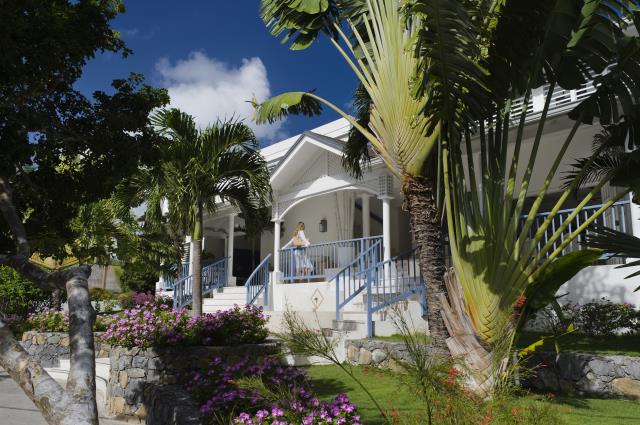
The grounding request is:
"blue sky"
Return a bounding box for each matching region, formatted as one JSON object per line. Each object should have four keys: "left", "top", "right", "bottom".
{"left": 76, "top": 1, "right": 358, "bottom": 146}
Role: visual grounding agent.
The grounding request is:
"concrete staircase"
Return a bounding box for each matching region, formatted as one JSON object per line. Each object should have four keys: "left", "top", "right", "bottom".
{"left": 202, "top": 286, "right": 248, "bottom": 313}
{"left": 323, "top": 285, "right": 426, "bottom": 339}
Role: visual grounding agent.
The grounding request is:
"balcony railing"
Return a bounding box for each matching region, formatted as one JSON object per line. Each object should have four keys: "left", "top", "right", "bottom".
{"left": 510, "top": 82, "right": 597, "bottom": 126}
{"left": 523, "top": 200, "right": 631, "bottom": 258}
{"left": 279, "top": 236, "right": 383, "bottom": 282}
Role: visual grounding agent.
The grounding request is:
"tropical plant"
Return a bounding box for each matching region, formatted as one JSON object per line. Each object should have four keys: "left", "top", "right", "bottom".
{"left": 120, "top": 109, "right": 271, "bottom": 315}
{"left": 431, "top": 0, "right": 640, "bottom": 396}
{"left": 254, "top": 0, "right": 451, "bottom": 353}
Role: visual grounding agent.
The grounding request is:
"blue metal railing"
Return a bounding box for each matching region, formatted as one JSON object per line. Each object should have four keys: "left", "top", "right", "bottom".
{"left": 522, "top": 200, "right": 631, "bottom": 258}
{"left": 280, "top": 236, "right": 383, "bottom": 282}
{"left": 366, "top": 247, "right": 426, "bottom": 337}
{"left": 246, "top": 254, "right": 271, "bottom": 306}
{"left": 335, "top": 240, "right": 382, "bottom": 320}
{"left": 161, "top": 262, "right": 190, "bottom": 290}
{"left": 172, "top": 257, "right": 228, "bottom": 308}
{"left": 334, "top": 242, "right": 426, "bottom": 338}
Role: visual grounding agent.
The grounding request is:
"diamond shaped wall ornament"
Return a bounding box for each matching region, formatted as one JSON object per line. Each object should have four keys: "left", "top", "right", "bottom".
{"left": 311, "top": 288, "right": 325, "bottom": 311}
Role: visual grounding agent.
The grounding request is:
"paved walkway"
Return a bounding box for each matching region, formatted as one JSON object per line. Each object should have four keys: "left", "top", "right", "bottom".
{"left": 0, "top": 370, "right": 127, "bottom": 425}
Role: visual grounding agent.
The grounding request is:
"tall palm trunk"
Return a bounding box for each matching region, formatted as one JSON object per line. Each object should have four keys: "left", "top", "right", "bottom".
{"left": 191, "top": 201, "right": 204, "bottom": 316}
{"left": 403, "top": 174, "right": 450, "bottom": 355}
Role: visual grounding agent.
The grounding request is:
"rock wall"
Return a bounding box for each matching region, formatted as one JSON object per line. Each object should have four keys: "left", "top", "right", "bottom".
{"left": 345, "top": 339, "right": 640, "bottom": 401}
{"left": 107, "top": 342, "right": 281, "bottom": 419}
{"left": 525, "top": 351, "right": 640, "bottom": 400}
{"left": 143, "top": 385, "right": 203, "bottom": 425}
{"left": 20, "top": 331, "right": 110, "bottom": 367}
{"left": 344, "top": 339, "right": 432, "bottom": 370}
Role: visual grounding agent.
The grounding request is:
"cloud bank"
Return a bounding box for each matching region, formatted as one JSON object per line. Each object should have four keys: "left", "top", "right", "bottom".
{"left": 156, "top": 52, "right": 285, "bottom": 141}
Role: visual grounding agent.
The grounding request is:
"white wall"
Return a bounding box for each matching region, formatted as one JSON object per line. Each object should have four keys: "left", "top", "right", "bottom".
{"left": 560, "top": 265, "right": 640, "bottom": 307}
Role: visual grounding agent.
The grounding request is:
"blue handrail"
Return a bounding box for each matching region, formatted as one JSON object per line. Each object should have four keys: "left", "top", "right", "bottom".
{"left": 280, "top": 236, "right": 383, "bottom": 282}
{"left": 246, "top": 254, "right": 271, "bottom": 306}
{"left": 334, "top": 240, "right": 381, "bottom": 321}
{"left": 521, "top": 200, "right": 631, "bottom": 258}
{"left": 366, "top": 247, "right": 426, "bottom": 337}
{"left": 172, "top": 257, "right": 228, "bottom": 309}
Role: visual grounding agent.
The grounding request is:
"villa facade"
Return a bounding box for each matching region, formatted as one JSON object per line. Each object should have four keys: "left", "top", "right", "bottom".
{"left": 159, "top": 84, "right": 640, "bottom": 337}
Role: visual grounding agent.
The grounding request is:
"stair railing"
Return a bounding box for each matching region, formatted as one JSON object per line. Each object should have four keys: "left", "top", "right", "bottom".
{"left": 246, "top": 254, "right": 272, "bottom": 306}
{"left": 335, "top": 240, "right": 382, "bottom": 321}
{"left": 172, "top": 257, "right": 228, "bottom": 309}
{"left": 366, "top": 247, "right": 426, "bottom": 337}
{"left": 202, "top": 257, "right": 229, "bottom": 297}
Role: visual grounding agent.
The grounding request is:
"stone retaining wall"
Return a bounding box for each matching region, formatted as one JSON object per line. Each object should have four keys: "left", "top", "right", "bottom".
{"left": 20, "top": 331, "right": 110, "bottom": 367}
{"left": 108, "top": 342, "right": 281, "bottom": 419}
{"left": 346, "top": 339, "right": 640, "bottom": 400}
{"left": 345, "top": 339, "right": 432, "bottom": 370}
{"left": 143, "top": 385, "right": 203, "bottom": 425}
{"left": 525, "top": 351, "right": 640, "bottom": 400}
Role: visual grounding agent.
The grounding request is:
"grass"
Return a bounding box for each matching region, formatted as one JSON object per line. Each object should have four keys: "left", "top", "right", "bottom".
{"left": 372, "top": 332, "right": 430, "bottom": 343}
{"left": 516, "top": 332, "right": 640, "bottom": 356}
{"left": 306, "top": 365, "right": 640, "bottom": 425}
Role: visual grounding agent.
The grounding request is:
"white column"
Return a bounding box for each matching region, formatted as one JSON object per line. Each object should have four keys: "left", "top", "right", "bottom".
{"left": 273, "top": 220, "right": 281, "bottom": 273}
{"left": 227, "top": 214, "right": 236, "bottom": 283}
{"left": 361, "top": 194, "right": 371, "bottom": 238}
{"left": 630, "top": 193, "right": 640, "bottom": 238}
{"left": 380, "top": 196, "right": 392, "bottom": 262}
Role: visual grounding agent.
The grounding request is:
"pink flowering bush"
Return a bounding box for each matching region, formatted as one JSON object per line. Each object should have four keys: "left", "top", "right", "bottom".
{"left": 233, "top": 394, "right": 362, "bottom": 425}
{"left": 118, "top": 291, "right": 172, "bottom": 310}
{"left": 186, "top": 357, "right": 361, "bottom": 425}
{"left": 101, "top": 304, "right": 269, "bottom": 348}
{"left": 101, "top": 303, "right": 191, "bottom": 348}
{"left": 192, "top": 305, "right": 269, "bottom": 345}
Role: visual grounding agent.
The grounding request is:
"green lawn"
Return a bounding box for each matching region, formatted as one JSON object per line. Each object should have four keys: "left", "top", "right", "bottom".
{"left": 306, "top": 365, "right": 640, "bottom": 425}
{"left": 516, "top": 332, "right": 640, "bottom": 356}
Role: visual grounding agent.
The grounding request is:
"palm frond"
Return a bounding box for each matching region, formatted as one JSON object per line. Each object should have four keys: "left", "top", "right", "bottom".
{"left": 410, "top": 0, "right": 491, "bottom": 128}
{"left": 584, "top": 224, "right": 640, "bottom": 291}
{"left": 260, "top": 0, "right": 340, "bottom": 50}
{"left": 252, "top": 92, "right": 323, "bottom": 124}
{"left": 342, "top": 83, "right": 372, "bottom": 179}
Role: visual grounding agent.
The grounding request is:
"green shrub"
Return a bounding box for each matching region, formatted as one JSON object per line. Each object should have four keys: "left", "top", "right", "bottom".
{"left": 24, "top": 309, "right": 115, "bottom": 333}
{"left": 0, "top": 265, "right": 51, "bottom": 319}
{"left": 119, "top": 262, "right": 159, "bottom": 293}
{"left": 573, "top": 298, "right": 639, "bottom": 336}
{"left": 89, "top": 287, "right": 116, "bottom": 301}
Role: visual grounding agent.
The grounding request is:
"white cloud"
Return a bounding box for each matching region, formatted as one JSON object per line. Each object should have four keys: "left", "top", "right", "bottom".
{"left": 155, "top": 52, "right": 286, "bottom": 141}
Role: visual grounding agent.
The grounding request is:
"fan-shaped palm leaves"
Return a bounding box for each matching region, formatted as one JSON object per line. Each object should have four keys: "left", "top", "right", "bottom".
{"left": 121, "top": 109, "right": 271, "bottom": 315}
{"left": 254, "top": 0, "right": 491, "bottom": 353}
{"left": 435, "top": 0, "right": 640, "bottom": 395}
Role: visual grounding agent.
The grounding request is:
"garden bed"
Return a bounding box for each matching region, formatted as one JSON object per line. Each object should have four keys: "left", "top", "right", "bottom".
{"left": 107, "top": 342, "right": 281, "bottom": 418}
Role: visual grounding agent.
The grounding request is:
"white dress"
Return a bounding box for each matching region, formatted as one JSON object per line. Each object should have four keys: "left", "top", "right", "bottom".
{"left": 283, "top": 230, "right": 314, "bottom": 274}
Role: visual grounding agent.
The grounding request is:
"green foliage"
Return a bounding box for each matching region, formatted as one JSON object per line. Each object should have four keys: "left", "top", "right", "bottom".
{"left": 25, "top": 309, "right": 69, "bottom": 333}
{"left": 572, "top": 298, "right": 640, "bottom": 336}
{"left": 0, "top": 1, "right": 169, "bottom": 258}
{"left": 525, "top": 249, "right": 603, "bottom": 312}
{"left": 119, "top": 262, "right": 160, "bottom": 293}
{"left": 0, "top": 265, "right": 50, "bottom": 319}
{"left": 89, "top": 287, "right": 116, "bottom": 302}
{"left": 252, "top": 92, "right": 323, "bottom": 124}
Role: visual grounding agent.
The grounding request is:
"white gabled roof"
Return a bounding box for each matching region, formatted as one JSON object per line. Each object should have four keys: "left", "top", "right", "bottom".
{"left": 260, "top": 118, "right": 351, "bottom": 166}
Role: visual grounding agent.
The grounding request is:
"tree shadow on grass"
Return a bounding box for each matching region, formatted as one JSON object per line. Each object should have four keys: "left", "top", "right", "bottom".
{"left": 307, "top": 377, "right": 351, "bottom": 400}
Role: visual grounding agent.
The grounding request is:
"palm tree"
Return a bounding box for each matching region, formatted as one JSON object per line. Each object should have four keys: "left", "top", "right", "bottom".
{"left": 425, "top": 0, "right": 640, "bottom": 395}
{"left": 254, "top": 0, "right": 460, "bottom": 354}
{"left": 123, "top": 109, "right": 271, "bottom": 315}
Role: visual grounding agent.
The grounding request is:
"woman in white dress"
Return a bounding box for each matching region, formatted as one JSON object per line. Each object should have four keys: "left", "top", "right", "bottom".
{"left": 283, "top": 222, "right": 314, "bottom": 277}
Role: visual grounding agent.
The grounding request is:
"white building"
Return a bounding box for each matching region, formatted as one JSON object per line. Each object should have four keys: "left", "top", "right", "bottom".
{"left": 160, "top": 85, "right": 640, "bottom": 338}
